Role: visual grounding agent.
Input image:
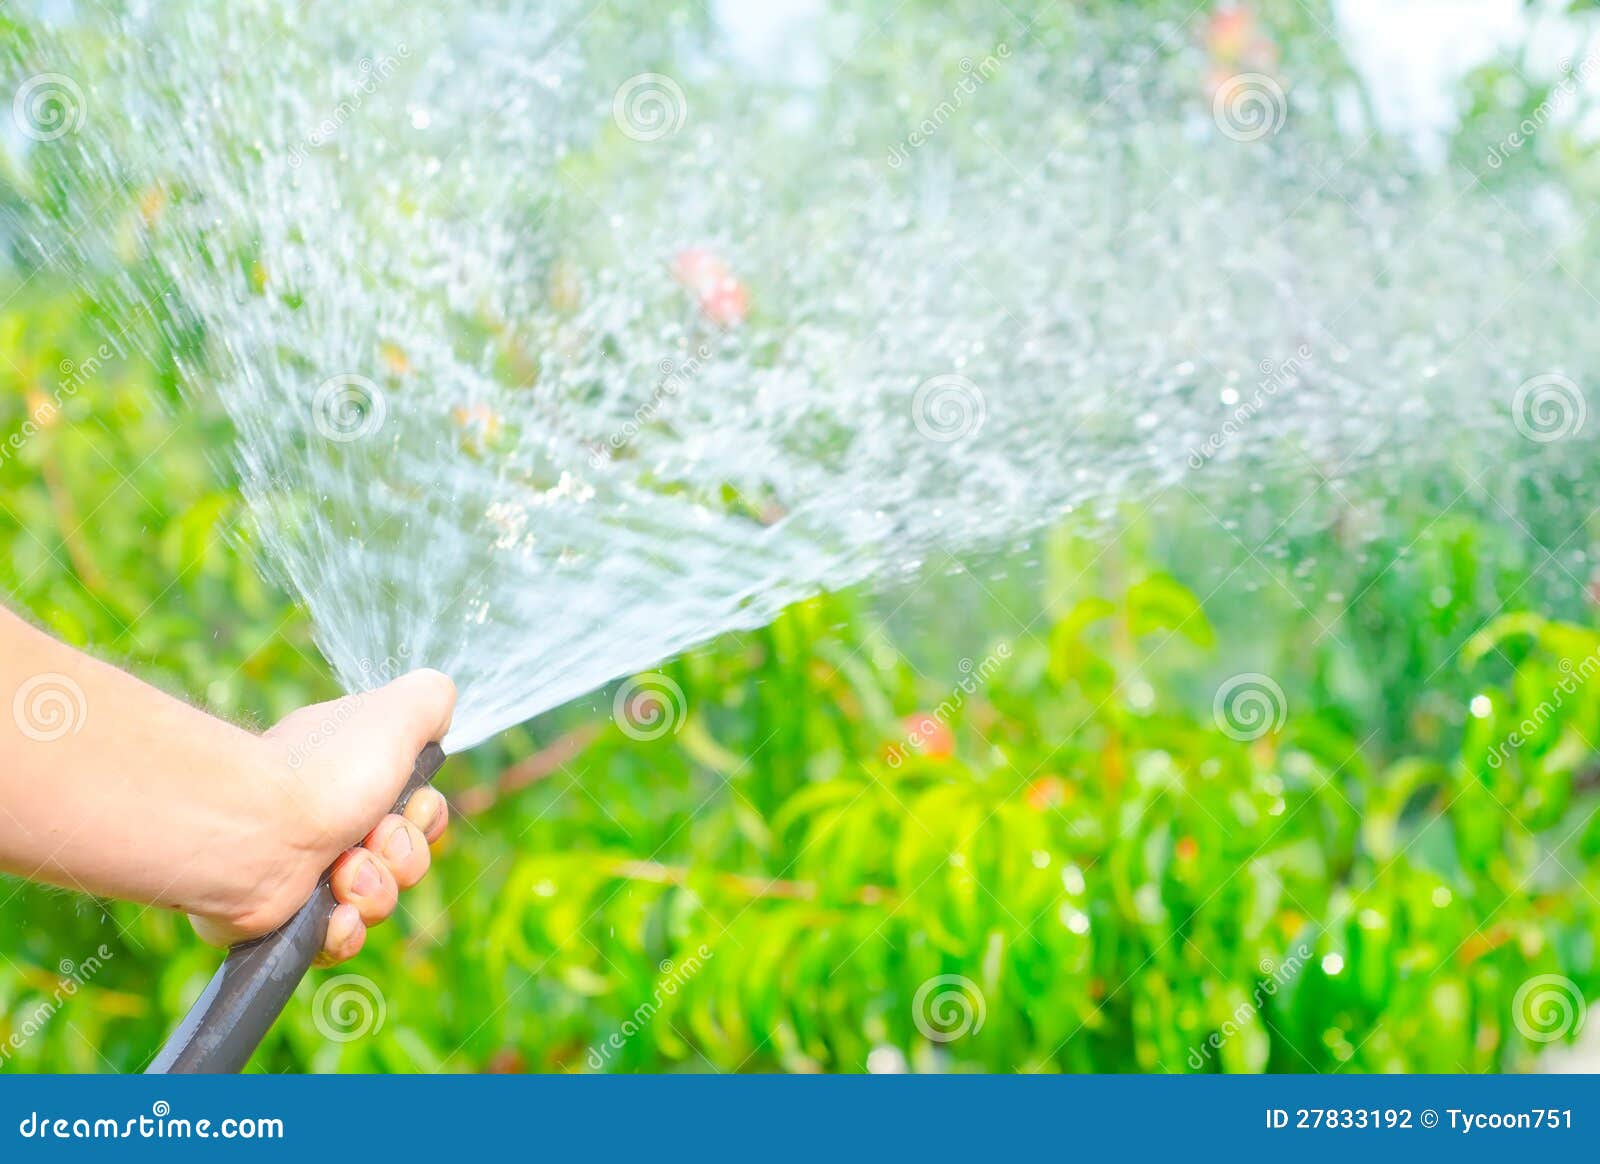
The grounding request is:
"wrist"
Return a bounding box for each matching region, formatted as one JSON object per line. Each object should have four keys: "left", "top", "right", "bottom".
{"left": 181, "top": 733, "right": 322, "bottom": 936}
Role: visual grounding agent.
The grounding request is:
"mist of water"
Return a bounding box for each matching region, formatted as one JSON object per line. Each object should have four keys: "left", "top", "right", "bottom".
{"left": 6, "top": 1, "right": 1598, "bottom": 749}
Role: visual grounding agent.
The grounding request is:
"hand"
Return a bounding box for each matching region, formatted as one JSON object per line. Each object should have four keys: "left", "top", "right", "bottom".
{"left": 187, "top": 670, "right": 456, "bottom": 964}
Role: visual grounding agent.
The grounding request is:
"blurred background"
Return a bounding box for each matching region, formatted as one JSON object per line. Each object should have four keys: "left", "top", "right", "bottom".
{"left": 4, "top": 0, "right": 1600, "bottom": 1073}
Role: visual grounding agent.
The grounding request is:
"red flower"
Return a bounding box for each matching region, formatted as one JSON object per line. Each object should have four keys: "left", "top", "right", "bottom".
{"left": 1026, "top": 775, "right": 1068, "bottom": 811}
{"left": 901, "top": 712, "right": 954, "bottom": 759}
{"left": 672, "top": 247, "right": 750, "bottom": 328}
{"left": 1202, "top": 3, "right": 1279, "bottom": 98}
{"left": 1205, "top": 5, "right": 1259, "bottom": 63}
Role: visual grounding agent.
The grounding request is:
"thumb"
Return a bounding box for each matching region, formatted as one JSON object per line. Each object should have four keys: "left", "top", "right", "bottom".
{"left": 350, "top": 669, "right": 457, "bottom": 770}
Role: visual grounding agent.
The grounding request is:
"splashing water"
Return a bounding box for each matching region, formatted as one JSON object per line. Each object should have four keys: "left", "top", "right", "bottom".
{"left": 6, "top": 1, "right": 1599, "bottom": 749}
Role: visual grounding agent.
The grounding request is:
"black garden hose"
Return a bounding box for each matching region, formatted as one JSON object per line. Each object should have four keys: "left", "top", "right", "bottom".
{"left": 146, "top": 743, "right": 447, "bottom": 1073}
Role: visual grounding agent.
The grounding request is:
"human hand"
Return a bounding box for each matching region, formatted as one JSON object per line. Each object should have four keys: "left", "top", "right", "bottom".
{"left": 186, "top": 670, "right": 456, "bottom": 964}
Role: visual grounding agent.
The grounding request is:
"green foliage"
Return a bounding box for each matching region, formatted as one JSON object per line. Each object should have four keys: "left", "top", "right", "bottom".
{"left": 4, "top": 0, "right": 1600, "bottom": 1076}
{"left": 463, "top": 555, "right": 1600, "bottom": 1073}
{"left": 2, "top": 287, "right": 1597, "bottom": 1073}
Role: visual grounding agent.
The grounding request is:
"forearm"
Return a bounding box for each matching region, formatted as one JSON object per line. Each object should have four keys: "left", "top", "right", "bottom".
{"left": 0, "top": 606, "right": 283, "bottom": 915}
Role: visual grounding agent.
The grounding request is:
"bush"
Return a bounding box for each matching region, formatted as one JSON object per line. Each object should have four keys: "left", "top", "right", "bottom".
{"left": 2, "top": 296, "right": 1596, "bottom": 1071}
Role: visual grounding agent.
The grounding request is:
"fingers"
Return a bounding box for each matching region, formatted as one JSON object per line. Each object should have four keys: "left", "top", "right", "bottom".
{"left": 404, "top": 787, "right": 449, "bottom": 844}
{"left": 318, "top": 808, "right": 436, "bottom": 963}
{"left": 329, "top": 847, "right": 397, "bottom": 925}
{"left": 364, "top": 813, "right": 431, "bottom": 889}
{"left": 187, "top": 913, "right": 236, "bottom": 949}
{"left": 317, "top": 902, "right": 366, "bottom": 966}
{"left": 303, "top": 672, "right": 452, "bottom": 967}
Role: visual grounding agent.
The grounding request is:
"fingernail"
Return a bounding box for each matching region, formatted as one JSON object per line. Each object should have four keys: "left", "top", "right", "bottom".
{"left": 328, "top": 908, "right": 353, "bottom": 946}
{"left": 353, "top": 857, "right": 382, "bottom": 898}
{"left": 386, "top": 826, "right": 413, "bottom": 862}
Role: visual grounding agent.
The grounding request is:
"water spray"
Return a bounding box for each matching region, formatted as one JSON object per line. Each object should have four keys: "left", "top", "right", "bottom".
{"left": 7, "top": 0, "right": 1600, "bottom": 1071}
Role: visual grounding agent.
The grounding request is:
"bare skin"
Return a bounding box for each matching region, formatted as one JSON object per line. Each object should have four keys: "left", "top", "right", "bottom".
{"left": 0, "top": 606, "right": 454, "bottom": 963}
